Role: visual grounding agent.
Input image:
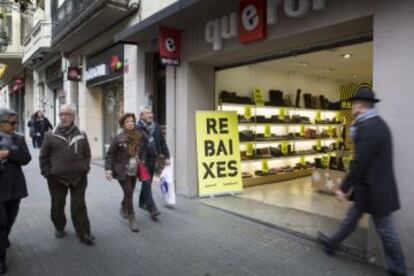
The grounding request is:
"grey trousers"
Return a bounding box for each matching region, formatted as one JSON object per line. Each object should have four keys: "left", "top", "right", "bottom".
{"left": 329, "top": 205, "right": 406, "bottom": 274}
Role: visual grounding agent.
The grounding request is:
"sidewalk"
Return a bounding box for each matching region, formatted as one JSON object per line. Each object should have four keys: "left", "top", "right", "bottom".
{"left": 6, "top": 148, "right": 385, "bottom": 276}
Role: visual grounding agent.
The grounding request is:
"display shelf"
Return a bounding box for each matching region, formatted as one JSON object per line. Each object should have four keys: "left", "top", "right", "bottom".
{"left": 242, "top": 169, "right": 313, "bottom": 187}
{"left": 241, "top": 151, "right": 336, "bottom": 163}
{"left": 219, "top": 103, "right": 340, "bottom": 114}
{"left": 239, "top": 138, "right": 338, "bottom": 144}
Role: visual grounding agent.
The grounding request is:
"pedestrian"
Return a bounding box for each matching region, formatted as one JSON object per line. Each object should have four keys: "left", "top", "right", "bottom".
{"left": 0, "top": 108, "right": 32, "bottom": 275}
{"left": 317, "top": 87, "right": 406, "bottom": 276}
{"left": 105, "top": 113, "right": 148, "bottom": 232}
{"left": 136, "top": 106, "right": 171, "bottom": 219}
{"left": 32, "top": 110, "right": 53, "bottom": 148}
{"left": 39, "top": 105, "right": 94, "bottom": 245}
{"left": 27, "top": 114, "right": 37, "bottom": 148}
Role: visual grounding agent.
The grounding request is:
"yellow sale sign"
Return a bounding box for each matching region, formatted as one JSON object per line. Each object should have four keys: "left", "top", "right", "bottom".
{"left": 196, "top": 111, "right": 243, "bottom": 196}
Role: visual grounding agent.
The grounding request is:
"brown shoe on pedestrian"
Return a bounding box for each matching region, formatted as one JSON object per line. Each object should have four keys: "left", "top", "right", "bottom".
{"left": 78, "top": 234, "right": 95, "bottom": 246}
{"left": 128, "top": 214, "right": 140, "bottom": 233}
{"left": 55, "top": 230, "right": 66, "bottom": 238}
{"left": 120, "top": 205, "right": 128, "bottom": 219}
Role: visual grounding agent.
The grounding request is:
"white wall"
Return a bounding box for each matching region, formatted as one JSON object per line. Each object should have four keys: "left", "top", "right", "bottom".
{"left": 372, "top": 0, "right": 414, "bottom": 272}
{"left": 216, "top": 65, "right": 340, "bottom": 105}
{"left": 0, "top": 86, "right": 9, "bottom": 108}
{"left": 79, "top": 56, "right": 103, "bottom": 159}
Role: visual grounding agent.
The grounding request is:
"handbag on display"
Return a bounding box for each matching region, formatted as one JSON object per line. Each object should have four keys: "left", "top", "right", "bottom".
{"left": 137, "top": 162, "right": 151, "bottom": 182}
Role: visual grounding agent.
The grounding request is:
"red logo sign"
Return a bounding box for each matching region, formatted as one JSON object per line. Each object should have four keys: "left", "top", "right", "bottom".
{"left": 67, "top": 67, "right": 82, "bottom": 81}
{"left": 239, "top": 0, "right": 267, "bottom": 44}
{"left": 159, "top": 26, "right": 181, "bottom": 66}
{"left": 110, "top": 55, "right": 123, "bottom": 72}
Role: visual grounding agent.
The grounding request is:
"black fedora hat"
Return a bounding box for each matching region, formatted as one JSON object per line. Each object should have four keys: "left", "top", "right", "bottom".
{"left": 346, "top": 87, "right": 380, "bottom": 103}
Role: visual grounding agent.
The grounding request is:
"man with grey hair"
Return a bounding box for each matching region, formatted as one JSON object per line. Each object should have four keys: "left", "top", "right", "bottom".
{"left": 0, "top": 108, "right": 31, "bottom": 274}
{"left": 137, "top": 106, "right": 170, "bottom": 219}
{"left": 40, "top": 105, "right": 94, "bottom": 245}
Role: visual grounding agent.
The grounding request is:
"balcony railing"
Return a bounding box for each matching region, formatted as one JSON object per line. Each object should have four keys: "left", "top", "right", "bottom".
{"left": 52, "top": 0, "right": 112, "bottom": 42}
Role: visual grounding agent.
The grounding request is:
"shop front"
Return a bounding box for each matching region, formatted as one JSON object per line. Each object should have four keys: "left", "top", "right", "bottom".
{"left": 45, "top": 60, "right": 64, "bottom": 125}
{"left": 9, "top": 76, "right": 26, "bottom": 133}
{"left": 115, "top": 0, "right": 414, "bottom": 270}
{"left": 85, "top": 43, "right": 125, "bottom": 155}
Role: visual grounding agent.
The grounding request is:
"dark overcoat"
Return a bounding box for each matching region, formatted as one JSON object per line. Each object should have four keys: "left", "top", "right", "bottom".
{"left": 341, "top": 116, "right": 400, "bottom": 216}
{"left": 0, "top": 134, "right": 31, "bottom": 202}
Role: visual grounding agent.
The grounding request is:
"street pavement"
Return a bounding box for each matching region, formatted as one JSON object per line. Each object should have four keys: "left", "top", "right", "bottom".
{"left": 5, "top": 147, "right": 386, "bottom": 276}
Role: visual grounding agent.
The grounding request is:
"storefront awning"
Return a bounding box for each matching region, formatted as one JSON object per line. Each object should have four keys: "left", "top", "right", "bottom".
{"left": 114, "top": 0, "right": 234, "bottom": 44}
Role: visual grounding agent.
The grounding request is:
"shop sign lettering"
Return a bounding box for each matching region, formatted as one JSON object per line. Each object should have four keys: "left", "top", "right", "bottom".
{"left": 205, "top": 0, "right": 327, "bottom": 50}
{"left": 85, "top": 64, "right": 107, "bottom": 81}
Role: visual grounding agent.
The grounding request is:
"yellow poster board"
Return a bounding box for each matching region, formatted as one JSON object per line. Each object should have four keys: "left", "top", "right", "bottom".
{"left": 253, "top": 89, "right": 265, "bottom": 106}
{"left": 196, "top": 111, "right": 243, "bottom": 196}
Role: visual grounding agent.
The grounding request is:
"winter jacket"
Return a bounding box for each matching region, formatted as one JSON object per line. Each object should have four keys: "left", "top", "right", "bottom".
{"left": 0, "top": 133, "right": 31, "bottom": 202}
{"left": 105, "top": 132, "right": 148, "bottom": 181}
{"left": 39, "top": 125, "right": 91, "bottom": 186}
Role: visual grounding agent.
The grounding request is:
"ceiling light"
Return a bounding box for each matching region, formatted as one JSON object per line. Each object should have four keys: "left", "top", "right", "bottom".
{"left": 342, "top": 53, "right": 353, "bottom": 59}
{"left": 299, "top": 61, "right": 309, "bottom": 67}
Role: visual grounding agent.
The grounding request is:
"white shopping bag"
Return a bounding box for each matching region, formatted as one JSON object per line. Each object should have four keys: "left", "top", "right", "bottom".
{"left": 159, "top": 158, "right": 176, "bottom": 206}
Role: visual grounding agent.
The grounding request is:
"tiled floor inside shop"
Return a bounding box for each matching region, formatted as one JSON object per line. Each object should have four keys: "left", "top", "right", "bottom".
{"left": 201, "top": 177, "right": 369, "bottom": 253}
{"left": 240, "top": 177, "right": 368, "bottom": 228}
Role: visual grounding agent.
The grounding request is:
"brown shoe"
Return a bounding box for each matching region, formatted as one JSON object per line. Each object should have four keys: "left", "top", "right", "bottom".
{"left": 120, "top": 205, "right": 128, "bottom": 219}
{"left": 128, "top": 215, "right": 140, "bottom": 232}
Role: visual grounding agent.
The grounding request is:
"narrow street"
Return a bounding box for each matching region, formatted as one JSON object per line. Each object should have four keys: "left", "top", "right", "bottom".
{"left": 5, "top": 148, "right": 384, "bottom": 276}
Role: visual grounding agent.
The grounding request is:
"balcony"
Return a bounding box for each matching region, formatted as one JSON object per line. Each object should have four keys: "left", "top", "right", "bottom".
{"left": 22, "top": 9, "right": 53, "bottom": 68}
{"left": 52, "top": 0, "right": 138, "bottom": 53}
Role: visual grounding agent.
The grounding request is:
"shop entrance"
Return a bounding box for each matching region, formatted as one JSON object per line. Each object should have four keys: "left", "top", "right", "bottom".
{"left": 102, "top": 81, "right": 124, "bottom": 154}
{"left": 207, "top": 41, "right": 373, "bottom": 251}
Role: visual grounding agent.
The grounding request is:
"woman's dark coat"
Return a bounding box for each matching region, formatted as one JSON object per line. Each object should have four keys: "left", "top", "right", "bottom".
{"left": 0, "top": 134, "right": 31, "bottom": 202}
{"left": 105, "top": 132, "right": 148, "bottom": 181}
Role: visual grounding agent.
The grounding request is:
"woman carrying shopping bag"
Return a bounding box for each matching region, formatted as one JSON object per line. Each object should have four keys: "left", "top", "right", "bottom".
{"left": 104, "top": 113, "right": 149, "bottom": 232}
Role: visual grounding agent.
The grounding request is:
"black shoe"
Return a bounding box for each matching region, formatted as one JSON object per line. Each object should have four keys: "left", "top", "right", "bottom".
{"left": 388, "top": 271, "right": 407, "bottom": 276}
{"left": 149, "top": 209, "right": 161, "bottom": 220}
{"left": 55, "top": 230, "right": 66, "bottom": 238}
{"left": 317, "top": 232, "right": 335, "bottom": 256}
{"left": 0, "top": 261, "right": 6, "bottom": 275}
{"left": 78, "top": 234, "right": 95, "bottom": 246}
{"left": 5, "top": 239, "right": 10, "bottom": 248}
{"left": 139, "top": 203, "right": 148, "bottom": 210}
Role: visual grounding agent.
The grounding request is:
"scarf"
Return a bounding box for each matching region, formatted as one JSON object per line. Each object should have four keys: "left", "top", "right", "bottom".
{"left": 124, "top": 128, "right": 141, "bottom": 156}
{"left": 57, "top": 123, "right": 77, "bottom": 139}
{"left": 349, "top": 108, "right": 379, "bottom": 139}
{"left": 138, "top": 120, "right": 156, "bottom": 151}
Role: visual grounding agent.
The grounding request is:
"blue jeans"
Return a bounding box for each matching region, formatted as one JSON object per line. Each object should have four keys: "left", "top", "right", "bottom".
{"left": 329, "top": 205, "right": 406, "bottom": 274}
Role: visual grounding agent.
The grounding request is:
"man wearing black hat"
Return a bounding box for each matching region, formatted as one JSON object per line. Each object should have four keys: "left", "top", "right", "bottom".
{"left": 318, "top": 87, "right": 406, "bottom": 276}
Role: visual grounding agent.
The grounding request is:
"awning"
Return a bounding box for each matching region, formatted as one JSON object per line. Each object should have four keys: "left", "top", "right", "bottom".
{"left": 114, "top": 0, "right": 234, "bottom": 44}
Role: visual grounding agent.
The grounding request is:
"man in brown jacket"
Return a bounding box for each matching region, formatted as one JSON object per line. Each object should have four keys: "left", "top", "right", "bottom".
{"left": 39, "top": 105, "right": 94, "bottom": 245}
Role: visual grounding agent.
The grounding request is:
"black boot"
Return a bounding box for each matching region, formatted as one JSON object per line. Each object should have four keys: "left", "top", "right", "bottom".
{"left": 295, "top": 89, "right": 302, "bottom": 107}
{"left": 317, "top": 232, "right": 336, "bottom": 256}
{"left": 0, "top": 260, "right": 6, "bottom": 275}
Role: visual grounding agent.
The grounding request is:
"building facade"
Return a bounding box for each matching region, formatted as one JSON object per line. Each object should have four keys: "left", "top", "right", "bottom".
{"left": 115, "top": 0, "right": 414, "bottom": 272}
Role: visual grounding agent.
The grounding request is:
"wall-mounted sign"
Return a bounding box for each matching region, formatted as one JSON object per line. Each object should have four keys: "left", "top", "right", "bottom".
{"left": 11, "top": 77, "right": 24, "bottom": 92}
{"left": 86, "top": 44, "right": 124, "bottom": 86}
{"left": 205, "top": 0, "right": 327, "bottom": 50}
{"left": 239, "top": 0, "right": 267, "bottom": 44}
{"left": 67, "top": 66, "right": 82, "bottom": 81}
{"left": 159, "top": 26, "right": 181, "bottom": 66}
